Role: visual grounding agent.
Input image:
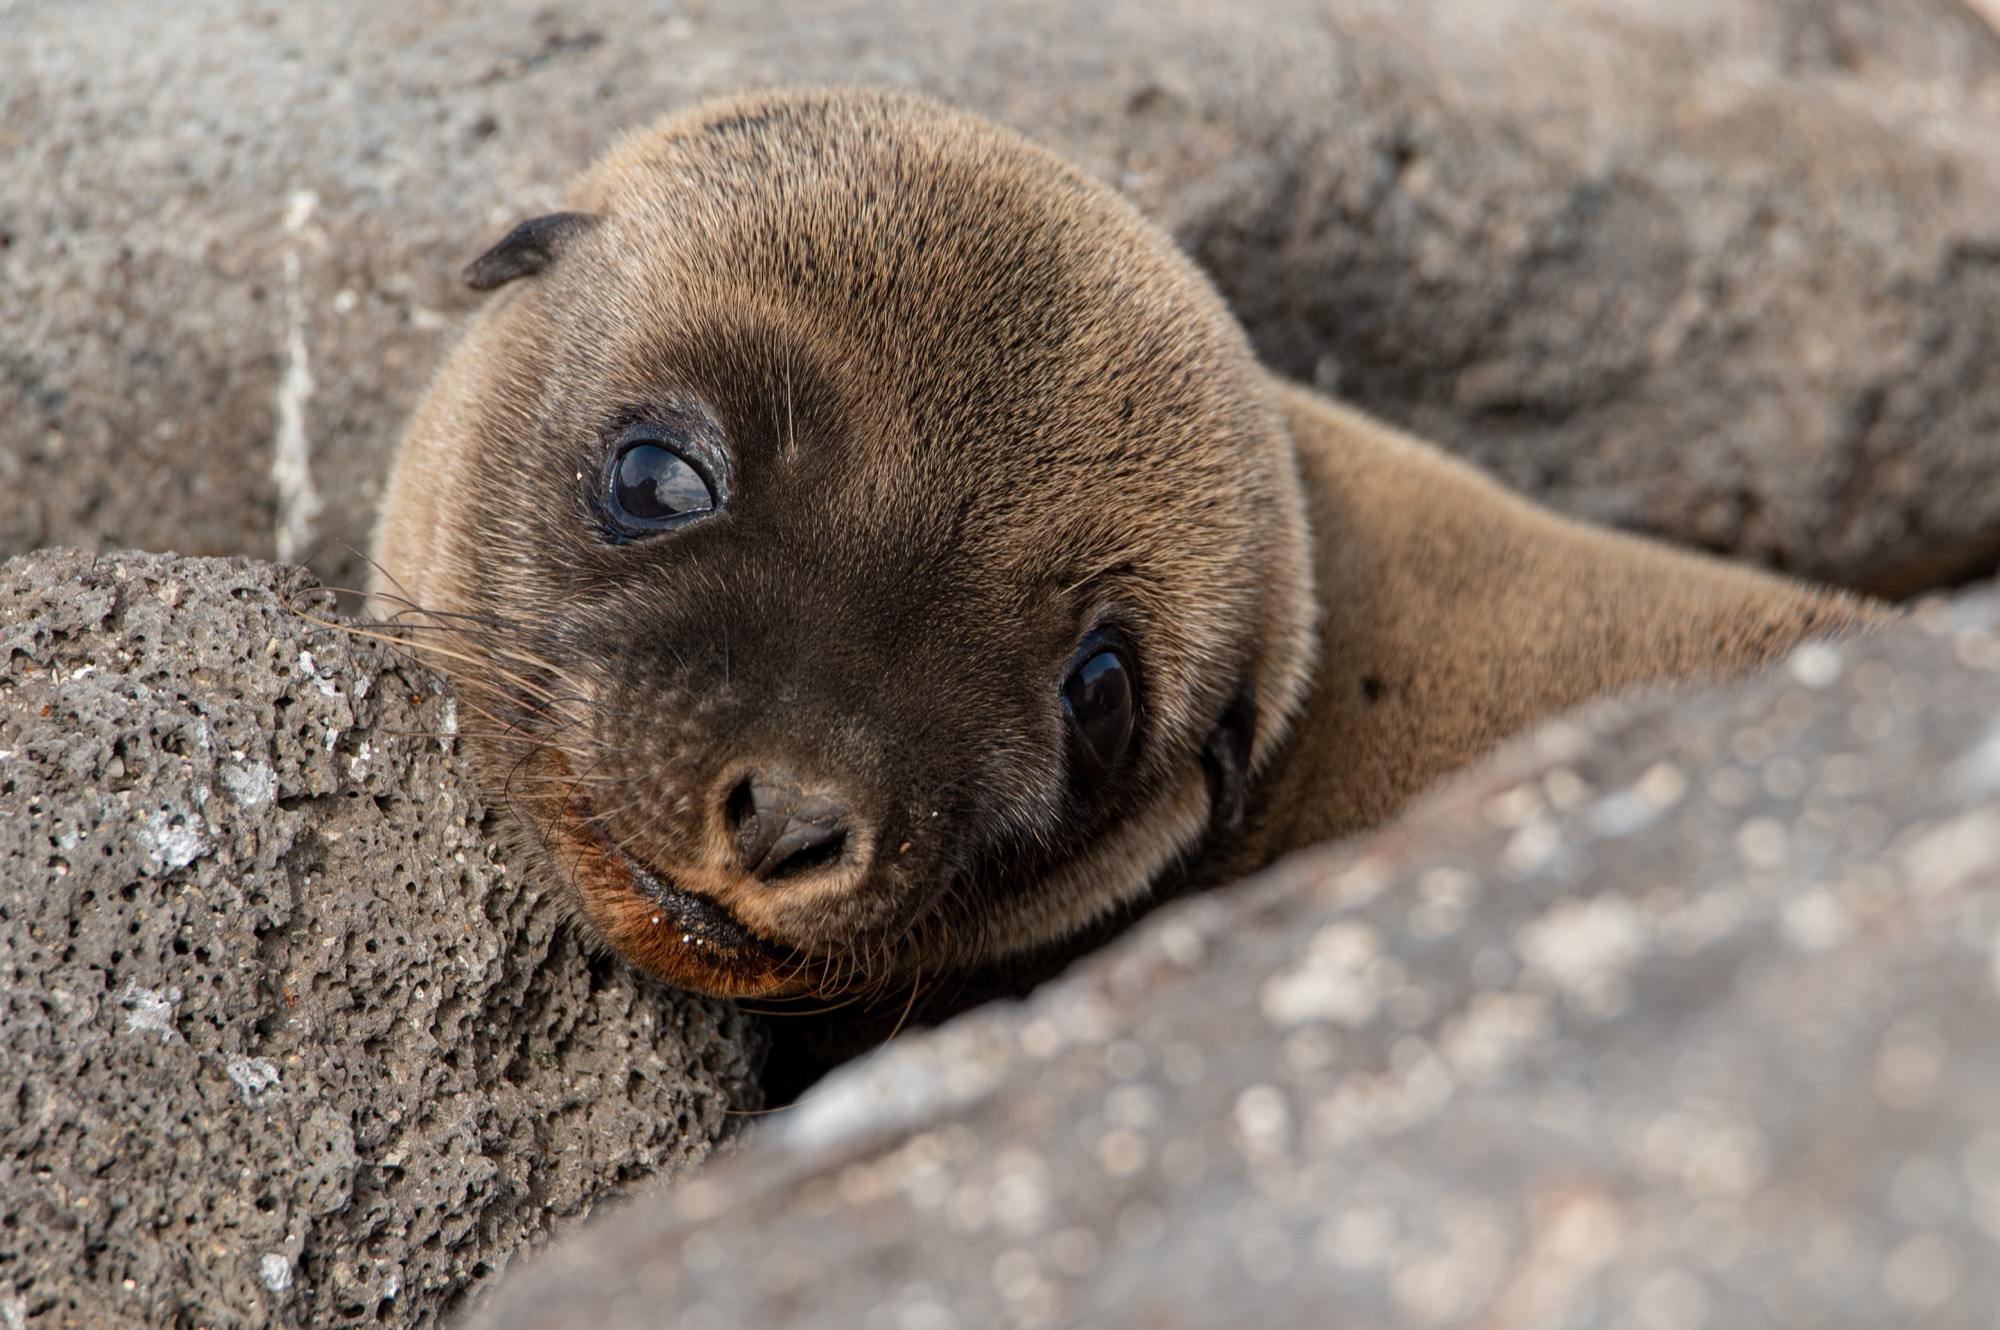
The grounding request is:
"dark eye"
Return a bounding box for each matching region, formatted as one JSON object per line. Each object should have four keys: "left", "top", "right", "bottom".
{"left": 609, "top": 441, "right": 715, "bottom": 530}
{"left": 1063, "top": 646, "right": 1136, "bottom": 778}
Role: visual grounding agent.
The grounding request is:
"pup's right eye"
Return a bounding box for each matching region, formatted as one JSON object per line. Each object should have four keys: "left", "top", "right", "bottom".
{"left": 608, "top": 439, "right": 715, "bottom": 531}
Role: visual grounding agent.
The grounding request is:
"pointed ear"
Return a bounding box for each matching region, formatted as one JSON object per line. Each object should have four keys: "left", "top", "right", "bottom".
{"left": 462, "top": 212, "right": 598, "bottom": 291}
{"left": 1200, "top": 677, "right": 1258, "bottom": 836}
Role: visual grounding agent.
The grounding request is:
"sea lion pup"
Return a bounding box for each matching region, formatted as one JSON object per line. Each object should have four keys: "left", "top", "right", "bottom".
{"left": 372, "top": 88, "right": 1876, "bottom": 1006}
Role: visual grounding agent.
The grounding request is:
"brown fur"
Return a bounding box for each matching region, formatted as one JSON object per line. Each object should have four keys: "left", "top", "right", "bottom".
{"left": 372, "top": 88, "right": 1879, "bottom": 1003}
{"left": 1245, "top": 383, "right": 1877, "bottom": 866}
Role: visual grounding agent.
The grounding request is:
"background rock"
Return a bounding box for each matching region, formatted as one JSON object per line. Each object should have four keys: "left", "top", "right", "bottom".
{"left": 468, "top": 587, "right": 2000, "bottom": 1329}
{"left": 0, "top": 549, "right": 761, "bottom": 1330}
{"left": 5, "top": 0, "right": 2000, "bottom": 596}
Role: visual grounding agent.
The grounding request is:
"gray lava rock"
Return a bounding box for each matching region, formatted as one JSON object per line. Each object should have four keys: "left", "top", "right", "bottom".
{"left": 5, "top": 0, "right": 2000, "bottom": 595}
{"left": 469, "top": 588, "right": 2000, "bottom": 1329}
{"left": 0, "top": 549, "right": 761, "bottom": 1330}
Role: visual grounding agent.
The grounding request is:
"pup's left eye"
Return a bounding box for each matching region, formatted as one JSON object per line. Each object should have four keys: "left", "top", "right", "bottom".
{"left": 1063, "top": 644, "right": 1136, "bottom": 778}
{"left": 609, "top": 441, "right": 715, "bottom": 530}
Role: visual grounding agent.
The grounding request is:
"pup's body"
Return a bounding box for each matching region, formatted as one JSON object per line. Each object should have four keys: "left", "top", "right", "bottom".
{"left": 372, "top": 88, "right": 1876, "bottom": 1009}
{"left": 1254, "top": 382, "right": 1870, "bottom": 863}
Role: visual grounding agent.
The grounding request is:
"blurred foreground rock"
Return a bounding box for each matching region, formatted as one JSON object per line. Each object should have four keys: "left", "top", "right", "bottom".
{"left": 0, "top": 550, "right": 761, "bottom": 1330}
{"left": 472, "top": 588, "right": 2000, "bottom": 1330}
{"left": 6, "top": 0, "right": 2000, "bottom": 594}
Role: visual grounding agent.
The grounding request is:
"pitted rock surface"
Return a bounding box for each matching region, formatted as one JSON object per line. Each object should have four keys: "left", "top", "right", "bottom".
{"left": 469, "top": 588, "right": 2000, "bottom": 1329}
{"left": 0, "top": 550, "right": 761, "bottom": 1330}
{"left": 5, "top": 0, "right": 2000, "bottom": 595}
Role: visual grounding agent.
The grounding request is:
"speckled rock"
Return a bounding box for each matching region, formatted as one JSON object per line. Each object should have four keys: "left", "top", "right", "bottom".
{"left": 0, "top": 550, "right": 761, "bottom": 1330}
{"left": 5, "top": 0, "right": 2000, "bottom": 596}
{"left": 469, "top": 587, "right": 2000, "bottom": 1329}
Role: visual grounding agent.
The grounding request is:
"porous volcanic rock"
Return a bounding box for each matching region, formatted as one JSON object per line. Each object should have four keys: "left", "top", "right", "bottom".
{"left": 468, "top": 588, "right": 2000, "bottom": 1329}
{"left": 0, "top": 549, "right": 760, "bottom": 1330}
{"left": 5, "top": 0, "right": 1999, "bottom": 595}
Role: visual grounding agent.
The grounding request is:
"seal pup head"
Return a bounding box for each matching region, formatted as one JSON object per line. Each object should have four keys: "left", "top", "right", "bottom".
{"left": 372, "top": 89, "right": 1316, "bottom": 999}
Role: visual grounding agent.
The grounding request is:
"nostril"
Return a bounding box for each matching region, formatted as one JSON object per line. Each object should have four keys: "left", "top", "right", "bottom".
{"left": 725, "top": 777, "right": 757, "bottom": 839}
{"left": 730, "top": 769, "right": 857, "bottom": 882}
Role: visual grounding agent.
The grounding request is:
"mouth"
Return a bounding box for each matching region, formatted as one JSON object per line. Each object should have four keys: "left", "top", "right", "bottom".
{"left": 552, "top": 793, "right": 821, "bottom": 999}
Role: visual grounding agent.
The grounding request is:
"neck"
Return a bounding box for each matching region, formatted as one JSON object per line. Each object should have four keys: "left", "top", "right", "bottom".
{"left": 1241, "top": 380, "right": 1879, "bottom": 864}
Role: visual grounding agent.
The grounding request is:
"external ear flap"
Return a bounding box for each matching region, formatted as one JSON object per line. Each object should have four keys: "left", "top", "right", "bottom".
{"left": 1200, "top": 678, "right": 1258, "bottom": 836}
{"left": 462, "top": 212, "right": 598, "bottom": 291}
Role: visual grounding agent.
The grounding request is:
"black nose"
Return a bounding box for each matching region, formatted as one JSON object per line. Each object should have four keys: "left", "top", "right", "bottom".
{"left": 726, "top": 769, "right": 853, "bottom": 882}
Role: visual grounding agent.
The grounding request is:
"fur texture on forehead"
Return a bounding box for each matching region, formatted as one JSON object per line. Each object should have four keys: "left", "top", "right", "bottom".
{"left": 481, "top": 92, "right": 1314, "bottom": 754}
{"left": 564, "top": 94, "right": 1308, "bottom": 717}
{"left": 373, "top": 88, "right": 1319, "bottom": 996}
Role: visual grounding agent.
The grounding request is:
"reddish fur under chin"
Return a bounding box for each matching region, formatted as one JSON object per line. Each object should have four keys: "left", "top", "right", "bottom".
{"left": 525, "top": 752, "right": 822, "bottom": 999}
